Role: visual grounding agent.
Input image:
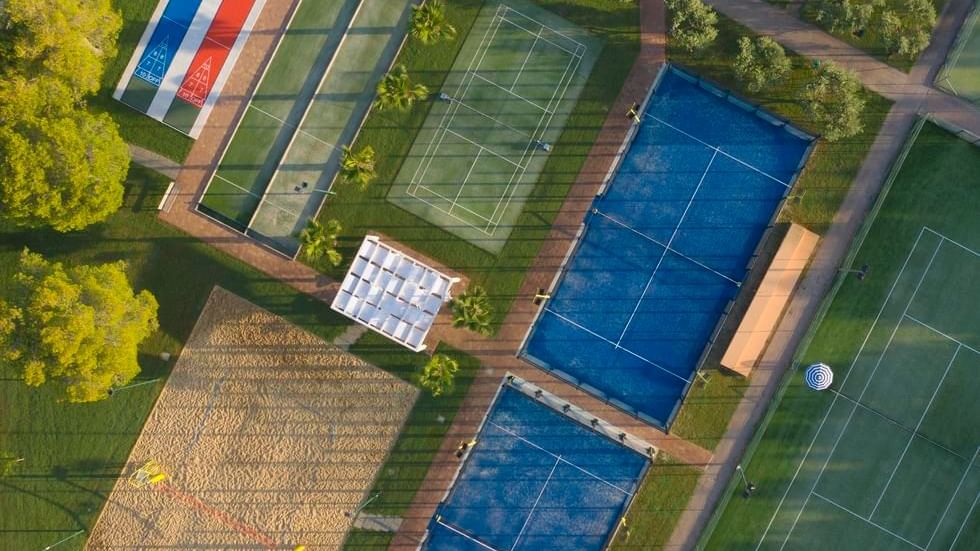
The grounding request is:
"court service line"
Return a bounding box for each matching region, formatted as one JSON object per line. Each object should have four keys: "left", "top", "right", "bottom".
{"left": 904, "top": 314, "right": 980, "bottom": 356}
{"left": 810, "top": 492, "right": 925, "bottom": 551}
{"left": 247, "top": 103, "right": 340, "bottom": 151}
{"left": 448, "top": 148, "right": 483, "bottom": 217}
{"left": 446, "top": 128, "right": 526, "bottom": 169}
{"left": 949, "top": 490, "right": 980, "bottom": 550}
{"left": 488, "top": 420, "right": 633, "bottom": 496}
{"left": 754, "top": 227, "right": 928, "bottom": 550}
{"left": 499, "top": 14, "right": 584, "bottom": 58}
{"left": 410, "top": 183, "right": 495, "bottom": 225}
{"left": 542, "top": 308, "right": 690, "bottom": 385}
{"left": 473, "top": 72, "right": 551, "bottom": 113}
{"left": 924, "top": 447, "right": 979, "bottom": 550}
{"left": 923, "top": 226, "right": 980, "bottom": 258}
{"left": 211, "top": 174, "right": 303, "bottom": 219}
{"left": 592, "top": 209, "right": 741, "bottom": 287}
{"left": 616, "top": 149, "right": 719, "bottom": 346}
{"left": 511, "top": 24, "right": 544, "bottom": 94}
{"left": 777, "top": 236, "right": 944, "bottom": 551}
{"left": 869, "top": 345, "right": 961, "bottom": 519}
{"left": 434, "top": 518, "right": 501, "bottom": 551}
{"left": 643, "top": 113, "right": 791, "bottom": 188}
{"left": 511, "top": 456, "right": 561, "bottom": 551}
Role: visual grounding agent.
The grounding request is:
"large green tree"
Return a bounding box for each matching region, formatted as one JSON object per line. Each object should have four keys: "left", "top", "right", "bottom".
{"left": 801, "top": 61, "right": 866, "bottom": 142}
{"left": 299, "top": 218, "right": 344, "bottom": 267}
{"left": 666, "top": 0, "right": 718, "bottom": 52}
{"left": 0, "top": 249, "right": 159, "bottom": 403}
{"left": 0, "top": 0, "right": 129, "bottom": 232}
{"left": 375, "top": 65, "right": 429, "bottom": 111}
{"left": 339, "top": 145, "right": 377, "bottom": 190}
{"left": 419, "top": 354, "right": 459, "bottom": 397}
{"left": 734, "top": 36, "right": 791, "bottom": 93}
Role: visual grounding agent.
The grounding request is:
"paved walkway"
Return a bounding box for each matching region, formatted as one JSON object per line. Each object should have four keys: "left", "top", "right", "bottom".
{"left": 664, "top": 0, "right": 978, "bottom": 549}
{"left": 128, "top": 144, "right": 180, "bottom": 180}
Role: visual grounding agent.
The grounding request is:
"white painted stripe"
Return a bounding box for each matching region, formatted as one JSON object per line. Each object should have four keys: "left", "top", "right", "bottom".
{"left": 113, "top": 0, "right": 171, "bottom": 100}
{"left": 146, "top": 0, "right": 223, "bottom": 120}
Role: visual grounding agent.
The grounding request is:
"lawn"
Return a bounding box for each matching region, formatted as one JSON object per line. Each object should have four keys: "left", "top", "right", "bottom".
{"left": 665, "top": 12, "right": 891, "bottom": 450}
{"left": 936, "top": 1, "right": 980, "bottom": 103}
{"left": 311, "top": 0, "right": 641, "bottom": 329}
{"left": 700, "top": 121, "right": 980, "bottom": 549}
{"left": 0, "top": 167, "right": 352, "bottom": 550}
{"left": 91, "top": 0, "right": 194, "bottom": 163}
{"left": 800, "top": 0, "right": 949, "bottom": 72}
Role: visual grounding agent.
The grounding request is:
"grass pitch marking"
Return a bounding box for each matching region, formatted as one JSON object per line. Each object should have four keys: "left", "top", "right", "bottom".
{"left": 760, "top": 227, "right": 980, "bottom": 551}
{"left": 405, "top": 4, "right": 585, "bottom": 236}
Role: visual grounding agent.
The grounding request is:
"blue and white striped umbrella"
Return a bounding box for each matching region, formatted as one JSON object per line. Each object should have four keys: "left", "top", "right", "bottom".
{"left": 805, "top": 363, "right": 833, "bottom": 391}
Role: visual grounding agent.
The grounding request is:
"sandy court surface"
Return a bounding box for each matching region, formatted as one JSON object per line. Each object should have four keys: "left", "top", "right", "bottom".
{"left": 87, "top": 287, "right": 417, "bottom": 550}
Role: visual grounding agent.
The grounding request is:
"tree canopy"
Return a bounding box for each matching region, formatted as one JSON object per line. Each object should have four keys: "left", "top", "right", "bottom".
{"left": 299, "top": 218, "right": 343, "bottom": 267}
{"left": 419, "top": 354, "right": 459, "bottom": 397}
{"left": 375, "top": 65, "right": 429, "bottom": 111}
{"left": 339, "top": 145, "right": 377, "bottom": 190}
{"left": 450, "top": 285, "right": 493, "bottom": 336}
{"left": 802, "top": 61, "right": 866, "bottom": 141}
{"left": 808, "top": 0, "right": 935, "bottom": 58}
{"left": 0, "top": 0, "right": 129, "bottom": 232}
{"left": 0, "top": 249, "right": 159, "bottom": 403}
{"left": 734, "top": 36, "right": 791, "bottom": 93}
{"left": 410, "top": 0, "right": 456, "bottom": 45}
{"left": 666, "top": 0, "right": 718, "bottom": 52}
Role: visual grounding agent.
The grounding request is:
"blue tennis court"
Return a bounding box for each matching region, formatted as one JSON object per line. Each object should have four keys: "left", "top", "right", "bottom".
{"left": 423, "top": 383, "right": 648, "bottom": 551}
{"left": 522, "top": 65, "right": 814, "bottom": 429}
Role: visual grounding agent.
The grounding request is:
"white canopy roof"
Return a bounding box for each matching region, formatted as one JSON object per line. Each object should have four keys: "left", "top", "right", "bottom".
{"left": 331, "top": 235, "right": 459, "bottom": 352}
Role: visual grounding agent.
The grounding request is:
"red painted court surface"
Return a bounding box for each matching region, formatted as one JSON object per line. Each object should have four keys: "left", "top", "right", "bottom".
{"left": 177, "top": 0, "right": 256, "bottom": 108}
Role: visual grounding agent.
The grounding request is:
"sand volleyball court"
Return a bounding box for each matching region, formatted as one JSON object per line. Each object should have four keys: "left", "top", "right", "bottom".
{"left": 87, "top": 287, "right": 417, "bottom": 549}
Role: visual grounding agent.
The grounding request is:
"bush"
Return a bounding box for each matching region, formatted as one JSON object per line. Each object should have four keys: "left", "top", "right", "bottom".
{"left": 666, "top": 0, "right": 718, "bottom": 52}
{"left": 450, "top": 285, "right": 493, "bottom": 336}
{"left": 801, "top": 61, "right": 866, "bottom": 141}
{"left": 418, "top": 354, "right": 459, "bottom": 397}
{"left": 734, "top": 36, "right": 791, "bottom": 92}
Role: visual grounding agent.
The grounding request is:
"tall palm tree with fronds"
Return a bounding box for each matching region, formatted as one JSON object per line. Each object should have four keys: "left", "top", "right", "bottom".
{"left": 411, "top": 1, "right": 456, "bottom": 45}
{"left": 375, "top": 65, "right": 428, "bottom": 111}
{"left": 450, "top": 285, "right": 493, "bottom": 336}
{"left": 299, "top": 218, "right": 343, "bottom": 267}
{"left": 419, "top": 353, "right": 459, "bottom": 397}
{"left": 339, "top": 145, "right": 376, "bottom": 189}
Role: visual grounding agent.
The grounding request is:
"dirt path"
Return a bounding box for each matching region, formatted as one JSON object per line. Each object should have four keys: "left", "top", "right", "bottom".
{"left": 664, "top": 1, "right": 977, "bottom": 548}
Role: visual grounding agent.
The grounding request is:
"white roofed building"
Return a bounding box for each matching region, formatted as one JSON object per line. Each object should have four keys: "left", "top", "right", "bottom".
{"left": 331, "top": 235, "right": 460, "bottom": 352}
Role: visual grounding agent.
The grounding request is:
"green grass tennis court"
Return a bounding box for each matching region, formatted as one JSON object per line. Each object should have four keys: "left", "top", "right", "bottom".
{"left": 387, "top": 0, "right": 598, "bottom": 254}
{"left": 937, "top": 2, "right": 980, "bottom": 103}
{"left": 703, "top": 121, "right": 980, "bottom": 551}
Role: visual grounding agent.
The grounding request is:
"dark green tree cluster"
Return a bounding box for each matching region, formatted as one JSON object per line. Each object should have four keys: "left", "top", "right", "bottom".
{"left": 0, "top": 0, "right": 130, "bottom": 231}
{"left": 803, "top": 61, "right": 866, "bottom": 141}
{"left": 666, "top": 0, "right": 719, "bottom": 52}
{"left": 734, "top": 36, "right": 791, "bottom": 92}
{"left": 809, "top": 0, "right": 936, "bottom": 58}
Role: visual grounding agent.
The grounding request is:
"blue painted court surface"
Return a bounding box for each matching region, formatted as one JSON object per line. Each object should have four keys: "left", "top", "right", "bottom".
{"left": 134, "top": 0, "right": 202, "bottom": 86}
{"left": 522, "top": 66, "right": 813, "bottom": 428}
{"left": 423, "top": 385, "right": 648, "bottom": 551}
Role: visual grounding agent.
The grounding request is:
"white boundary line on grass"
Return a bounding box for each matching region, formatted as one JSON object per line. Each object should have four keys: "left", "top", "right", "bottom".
{"left": 904, "top": 314, "right": 980, "bottom": 356}
{"left": 810, "top": 492, "right": 926, "bottom": 551}
{"left": 949, "top": 489, "right": 980, "bottom": 550}
{"left": 925, "top": 446, "right": 979, "bottom": 550}
{"left": 754, "top": 226, "right": 928, "bottom": 550}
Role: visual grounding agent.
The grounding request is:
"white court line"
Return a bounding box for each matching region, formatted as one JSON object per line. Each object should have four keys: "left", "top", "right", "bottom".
{"left": 511, "top": 456, "right": 560, "bottom": 551}
{"left": 499, "top": 15, "right": 584, "bottom": 58}
{"left": 488, "top": 420, "right": 634, "bottom": 496}
{"left": 592, "top": 209, "right": 741, "bottom": 287}
{"left": 247, "top": 104, "right": 339, "bottom": 151}
{"left": 499, "top": 4, "right": 587, "bottom": 52}
{"left": 511, "top": 24, "right": 543, "bottom": 94}
{"left": 211, "top": 174, "right": 303, "bottom": 220}
{"left": 869, "top": 344, "right": 961, "bottom": 519}
{"left": 485, "top": 35, "right": 581, "bottom": 231}
{"left": 924, "top": 226, "right": 980, "bottom": 258}
{"left": 448, "top": 148, "right": 483, "bottom": 217}
{"left": 473, "top": 72, "right": 551, "bottom": 114}
{"left": 446, "top": 128, "right": 526, "bottom": 169}
{"left": 777, "top": 236, "right": 944, "bottom": 551}
{"left": 616, "top": 149, "right": 719, "bottom": 347}
{"left": 644, "top": 113, "right": 791, "bottom": 188}
{"left": 925, "top": 447, "right": 979, "bottom": 550}
{"left": 904, "top": 314, "right": 980, "bottom": 356}
{"left": 409, "top": 183, "right": 495, "bottom": 226}
{"left": 810, "top": 492, "right": 925, "bottom": 551}
{"left": 543, "top": 308, "right": 690, "bottom": 385}
{"left": 434, "top": 518, "right": 502, "bottom": 551}
{"left": 949, "top": 490, "right": 980, "bottom": 550}
{"left": 754, "top": 227, "right": 929, "bottom": 550}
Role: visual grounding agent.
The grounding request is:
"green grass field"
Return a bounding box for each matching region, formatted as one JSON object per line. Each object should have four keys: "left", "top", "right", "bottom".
{"left": 936, "top": 2, "right": 980, "bottom": 103}
{"left": 92, "top": 0, "right": 194, "bottom": 162}
{"left": 198, "top": 0, "right": 352, "bottom": 232}
{"left": 387, "top": 0, "right": 599, "bottom": 254}
{"left": 0, "top": 167, "right": 356, "bottom": 550}
{"left": 800, "top": 0, "right": 948, "bottom": 72}
{"left": 702, "top": 121, "right": 980, "bottom": 550}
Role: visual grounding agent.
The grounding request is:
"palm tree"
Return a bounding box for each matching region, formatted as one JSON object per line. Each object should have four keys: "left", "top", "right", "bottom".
{"left": 375, "top": 65, "right": 429, "bottom": 111}
{"left": 419, "top": 353, "right": 459, "bottom": 397}
{"left": 299, "top": 218, "right": 343, "bottom": 267}
{"left": 339, "top": 145, "right": 376, "bottom": 189}
{"left": 450, "top": 285, "right": 493, "bottom": 336}
{"left": 411, "top": 1, "right": 456, "bottom": 45}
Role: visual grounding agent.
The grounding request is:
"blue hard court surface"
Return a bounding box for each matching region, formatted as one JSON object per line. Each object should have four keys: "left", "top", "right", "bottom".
{"left": 523, "top": 67, "right": 812, "bottom": 428}
{"left": 423, "top": 386, "right": 648, "bottom": 551}
{"left": 134, "top": 0, "right": 203, "bottom": 86}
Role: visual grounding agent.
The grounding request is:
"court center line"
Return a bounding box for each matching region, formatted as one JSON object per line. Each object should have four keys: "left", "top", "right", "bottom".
{"left": 869, "top": 344, "right": 961, "bottom": 519}
{"left": 488, "top": 420, "right": 634, "bottom": 496}
{"left": 473, "top": 72, "right": 551, "bottom": 114}
{"left": 445, "top": 128, "right": 525, "bottom": 169}
{"left": 511, "top": 456, "right": 561, "bottom": 551}
{"left": 511, "top": 24, "right": 543, "bottom": 94}
{"left": 754, "top": 228, "right": 928, "bottom": 550}
{"left": 643, "top": 113, "right": 791, "bottom": 188}
{"left": 592, "top": 209, "right": 741, "bottom": 287}
{"left": 616, "top": 149, "right": 719, "bottom": 347}
{"left": 810, "top": 492, "right": 925, "bottom": 551}
{"left": 777, "top": 236, "right": 944, "bottom": 551}
{"left": 903, "top": 314, "right": 980, "bottom": 356}
{"left": 543, "top": 308, "right": 691, "bottom": 385}
{"left": 448, "top": 148, "right": 483, "bottom": 216}
{"left": 924, "top": 446, "right": 979, "bottom": 550}
{"left": 410, "top": 183, "right": 495, "bottom": 227}
{"left": 499, "top": 15, "right": 583, "bottom": 58}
